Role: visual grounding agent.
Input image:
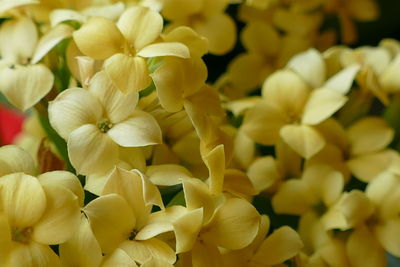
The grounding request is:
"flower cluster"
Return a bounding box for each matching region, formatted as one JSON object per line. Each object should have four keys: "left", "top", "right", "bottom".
{"left": 1, "top": 0, "right": 399, "bottom": 266}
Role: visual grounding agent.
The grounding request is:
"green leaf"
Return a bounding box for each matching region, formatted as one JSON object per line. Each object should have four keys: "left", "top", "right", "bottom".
{"left": 167, "top": 190, "right": 186, "bottom": 207}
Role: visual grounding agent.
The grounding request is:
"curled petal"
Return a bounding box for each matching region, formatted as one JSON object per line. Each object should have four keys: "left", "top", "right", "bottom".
{"left": 137, "top": 42, "right": 190, "bottom": 58}
{"left": 31, "top": 24, "right": 74, "bottom": 64}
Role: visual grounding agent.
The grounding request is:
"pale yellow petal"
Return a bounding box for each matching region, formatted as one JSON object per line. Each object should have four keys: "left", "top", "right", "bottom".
{"left": 335, "top": 190, "right": 374, "bottom": 229}
{"left": 146, "top": 164, "right": 193, "bottom": 186}
{"left": 49, "top": 88, "right": 102, "bottom": 140}
{"left": 192, "top": 241, "right": 222, "bottom": 267}
{"left": 242, "top": 21, "right": 280, "bottom": 56}
{"left": 0, "top": 64, "right": 54, "bottom": 111}
{"left": 247, "top": 156, "right": 280, "bottom": 192}
{"left": 348, "top": 117, "right": 394, "bottom": 155}
{"left": 365, "top": 171, "right": 399, "bottom": 206}
{"left": 280, "top": 124, "right": 325, "bottom": 159}
{"left": 173, "top": 208, "right": 203, "bottom": 253}
{"left": 323, "top": 64, "right": 360, "bottom": 95}
{"left": 151, "top": 57, "right": 207, "bottom": 112}
{"left": 302, "top": 88, "right": 347, "bottom": 125}
{"left": 193, "top": 13, "right": 236, "bottom": 55}
{"left": 102, "top": 248, "right": 138, "bottom": 267}
{"left": 182, "top": 178, "right": 215, "bottom": 223}
{"left": 223, "top": 169, "right": 258, "bottom": 198}
{"left": 262, "top": 70, "right": 310, "bottom": 116}
{"left": 119, "top": 239, "right": 176, "bottom": 265}
{"left": 0, "top": 145, "right": 35, "bottom": 176}
{"left": 38, "top": 171, "right": 84, "bottom": 207}
{"left": 202, "top": 144, "right": 225, "bottom": 195}
{"left": 32, "top": 185, "right": 80, "bottom": 245}
{"left": 0, "top": 213, "right": 12, "bottom": 263}
{"left": 346, "top": 225, "right": 386, "bottom": 267}
{"left": 161, "top": 0, "right": 202, "bottom": 20}
{"left": 202, "top": 198, "right": 260, "bottom": 250}
{"left": 302, "top": 164, "right": 344, "bottom": 206}
{"left": 287, "top": 48, "right": 325, "bottom": 88}
{"left": 68, "top": 124, "right": 119, "bottom": 175}
{"left": 137, "top": 42, "right": 189, "bottom": 58}
{"left": 59, "top": 216, "right": 103, "bottom": 267}
{"left": 0, "top": 173, "right": 46, "bottom": 228}
{"left": 252, "top": 226, "right": 303, "bottom": 265}
{"left": 117, "top": 6, "right": 163, "bottom": 50}
{"left": 163, "top": 26, "right": 208, "bottom": 58}
{"left": 374, "top": 218, "right": 400, "bottom": 257}
{"left": 49, "top": 9, "right": 86, "bottom": 27}
{"left": 73, "top": 17, "right": 124, "bottom": 60}
{"left": 83, "top": 194, "right": 135, "bottom": 254}
{"left": 380, "top": 54, "right": 400, "bottom": 92}
{"left": 107, "top": 110, "right": 162, "bottom": 147}
{"left": 242, "top": 101, "right": 289, "bottom": 145}
{"left": 272, "top": 180, "right": 314, "bottom": 215}
{"left": 31, "top": 24, "right": 74, "bottom": 64}
{"left": 227, "top": 53, "right": 268, "bottom": 91}
{"left": 9, "top": 242, "right": 61, "bottom": 267}
{"left": 104, "top": 54, "right": 151, "bottom": 93}
{"left": 0, "top": 17, "right": 37, "bottom": 62}
{"left": 88, "top": 71, "right": 139, "bottom": 123}
{"left": 347, "top": 150, "right": 395, "bottom": 182}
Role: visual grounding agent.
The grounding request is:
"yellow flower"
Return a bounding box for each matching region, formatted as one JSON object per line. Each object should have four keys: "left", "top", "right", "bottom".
{"left": 0, "top": 172, "right": 81, "bottom": 266}
{"left": 222, "top": 215, "right": 304, "bottom": 266}
{"left": 136, "top": 178, "right": 261, "bottom": 266}
{"left": 242, "top": 48, "right": 359, "bottom": 158}
{"left": 161, "top": 0, "right": 236, "bottom": 55}
{"left": 0, "top": 16, "right": 73, "bottom": 111}
{"left": 73, "top": 6, "right": 190, "bottom": 93}
{"left": 48, "top": 71, "right": 162, "bottom": 175}
{"left": 69, "top": 168, "right": 175, "bottom": 266}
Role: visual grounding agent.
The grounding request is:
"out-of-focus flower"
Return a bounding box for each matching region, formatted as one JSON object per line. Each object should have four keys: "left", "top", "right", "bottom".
{"left": 161, "top": 0, "right": 236, "bottom": 55}
{"left": 0, "top": 104, "right": 24, "bottom": 145}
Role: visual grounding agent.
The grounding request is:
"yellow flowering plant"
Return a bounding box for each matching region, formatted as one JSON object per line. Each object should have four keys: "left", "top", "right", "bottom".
{"left": 1, "top": 0, "right": 400, "bottom": 266}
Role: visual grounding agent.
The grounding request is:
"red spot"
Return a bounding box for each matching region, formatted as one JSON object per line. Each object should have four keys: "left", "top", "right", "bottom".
{"left": 0, "top": 104, "right": 25, "bottom": 145}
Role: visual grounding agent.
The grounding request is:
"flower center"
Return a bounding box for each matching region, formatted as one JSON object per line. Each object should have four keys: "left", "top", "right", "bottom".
{"left": 12, "top": 227, "right": 32, "bottom": 243}
{"left": 128, "top": 229, "right": 138, "bottom": 240}
{"left": 98, "top": 120, "right": 113, "bottom": 133}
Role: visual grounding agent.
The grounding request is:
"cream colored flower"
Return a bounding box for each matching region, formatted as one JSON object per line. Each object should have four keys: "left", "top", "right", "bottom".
{"left": 73, "top": 5, "right": 190, "bottom": 93}
{"left": 48, "top": 71, "right": 162, "bottom": 175}
{"left": 0, "top": 16, "right": 73, "bottom": 111}
{"left": 0, "top": 172, "right": 81, "bottom": 266}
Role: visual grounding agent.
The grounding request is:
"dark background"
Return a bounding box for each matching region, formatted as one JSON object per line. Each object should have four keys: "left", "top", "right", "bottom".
{"left": 204, "top": 0, "right": 400, "bottom": 83}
